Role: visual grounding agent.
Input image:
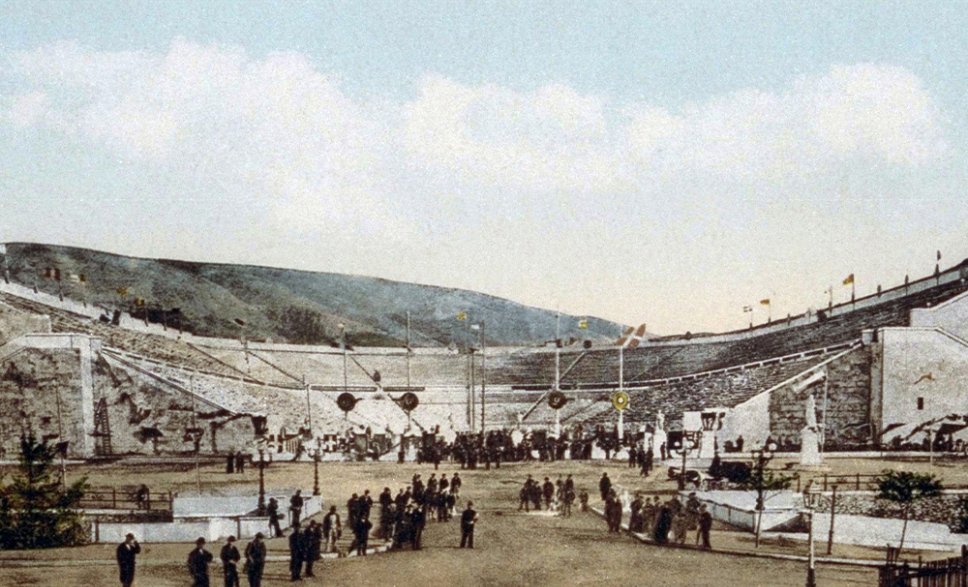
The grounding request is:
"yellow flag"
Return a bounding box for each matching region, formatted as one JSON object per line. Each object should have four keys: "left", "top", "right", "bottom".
{"left": 759, "top": 299, "right": 770, "bottom": 305}
{"left": 578, "top": 319, "right": 588, "bottom": 329}
{"left": 843, "top": 273, "right": 854, "bottom": 285}
{"left": 456, "top": 311, "right": 467, "bottom": 321}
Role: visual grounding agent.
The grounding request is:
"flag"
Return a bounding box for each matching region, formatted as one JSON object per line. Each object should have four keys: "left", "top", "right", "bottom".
{"left": 68, "top": 273, "right": 85, "bottom": 284}
{"left": 843, "top": 273, "right": 854, "bottom": 285}
{"left": 233, "top": 318, "right": 246, "bottom": 327}
{"left": 937, "top": 250, "right": 942, "bottom": 261}
{"left": 470, "top": 323, "right": 480, "bottom": 331}
{"left": 578, "top": 319, "right": 589, "bottom": 330}
{"left": 134, "top": 297, "right": 146, "bottom": 307}
{"left": 116, "top": 286, "right": 128, "bottom": 297}
{"left": 759, "top": 299, "right": 770, "bottom": 306}
{"left": 742, "top": 306, "right": 752, "bottom": 313}
{"left": 456, "top": 311, "right": 467, "bottom": 321}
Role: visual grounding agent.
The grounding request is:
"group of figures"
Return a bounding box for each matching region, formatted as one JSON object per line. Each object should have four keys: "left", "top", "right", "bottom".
{"left": 597, "top": 474, "right": 714, "bottom": 549}
{"left": 116, "top": 532, "right": 269, "bottom": 587}
{"left": 517, "top": 474, "right": 582, "bottom": 516}
{"left": 115, "top": 470, "right": 479, "bottom": 587}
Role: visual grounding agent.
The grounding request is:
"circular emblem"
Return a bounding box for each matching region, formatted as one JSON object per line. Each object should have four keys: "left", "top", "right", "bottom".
{"left": 611, "top": 391, "right": 630, "bottom": 412}
{"left": 336, "top": 392, "right": 357, "bottom": 412}
{"left": 400, "top": 392, "right": 419, "bottom": 412}
{"left": 548, "top": 390, "right": 568, "bottom": 410}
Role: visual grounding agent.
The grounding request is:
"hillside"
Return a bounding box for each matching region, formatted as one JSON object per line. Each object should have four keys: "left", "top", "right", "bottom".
{"left": 0, "top": 243, "right": 623, "bottom": 347}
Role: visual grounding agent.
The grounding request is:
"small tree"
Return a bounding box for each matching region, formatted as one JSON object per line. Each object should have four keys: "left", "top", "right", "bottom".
{"left": 875, "top": 470, "right": 943, "bottom": 552}
{"left": 739, "top": 448, "right": 792, "bottom": 547}
{"left": 0, "top": 434, "right": 89, "bottom": 549}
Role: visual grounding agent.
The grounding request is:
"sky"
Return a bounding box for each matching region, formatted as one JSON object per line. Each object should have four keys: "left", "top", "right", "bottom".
{"left": 2, "top": 1, "right": 968, "bottom": 334}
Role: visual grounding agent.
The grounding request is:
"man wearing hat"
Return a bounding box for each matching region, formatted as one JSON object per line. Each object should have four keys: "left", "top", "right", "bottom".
{"left": 459, "top": 501, "right": 478, "bottom": 549}
{"left": 244, "top": 533, "right": 267, "bottom": 587}
{"left": 220, "top": 535, "right": 241, "bottom": 587}
{"left": 187, "top": 537, "right": 214, "bottom": 587}
{"left": 289, "top": 522, "right": 304, "bottom": 581}
{"left": 115, "top": 532, "right": 140, "bottom": 587}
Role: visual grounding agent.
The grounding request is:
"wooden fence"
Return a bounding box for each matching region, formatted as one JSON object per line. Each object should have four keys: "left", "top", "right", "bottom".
{"left": 79, "top": 486, "right": 174, "bottom": 511}
{"left": 879, "top": 545, "right": 968, "bottom": 587}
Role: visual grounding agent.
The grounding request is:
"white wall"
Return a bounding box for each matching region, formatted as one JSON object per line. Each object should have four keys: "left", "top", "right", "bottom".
{"left": 879, "top": 327, "right": 968, "bottom": 431}
{"left": 717, "top": 390, "right": 771, "bottom": 448}
{"left": 911, "top": 290, "right": 968, "bottom": 341}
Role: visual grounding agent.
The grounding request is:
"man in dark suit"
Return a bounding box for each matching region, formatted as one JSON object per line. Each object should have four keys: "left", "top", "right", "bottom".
{"left": 460, "top": 501, "right": 478, "bottom": 548}
{"left": 116, "top": 533, "right": 140, "bottom": 587}
{"left": 410, "top": 505, "right": 426, "bottom": 550}
{"left": 599, "top": 473, "right": 611, "bottom": 501}
{"left": 243, "top": 533, "right": 267, "bottom": 587}
{"left": 220, "top": 535, "right": 241, "bottom": 587}
{"left": 289, "top": 490, "right": 304, "bottom": 528}
{"left": 354, "top": 514, "right": 373, "bottom": 556}
{"left": 288, "top": 522, "right": 303, "bottom": 581}
{"left": 187, "top": 537, "right": 214, "bottom": 587}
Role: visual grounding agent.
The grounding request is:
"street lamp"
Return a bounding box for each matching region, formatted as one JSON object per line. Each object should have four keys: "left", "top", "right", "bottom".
{"left": 256, "top": 448, "right": 268, "bottom": 516}
{"left": 670, "top": 434, "right": 699, "bottom": 490}
{"left": 750, "top": 440, "right": 779, "bottom": 547}
{"left": 308, "top": 440, "right": 321, "bottom": 497}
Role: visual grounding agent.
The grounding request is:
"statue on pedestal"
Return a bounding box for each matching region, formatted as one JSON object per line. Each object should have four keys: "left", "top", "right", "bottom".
{"left": 799, "top": 392, "right": 822, "bottom": 466}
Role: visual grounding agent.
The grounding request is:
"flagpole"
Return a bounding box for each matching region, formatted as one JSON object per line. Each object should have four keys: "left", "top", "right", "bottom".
{"left": 480, "top": 322, "right": 486, "bottom": 434}
{"left": 554, "top": 311, "right": 561, "bottom": 391}
{"left": 406, "top": 311, "right": 411, "bottom": 389}
{"left": 618, "top": 345, "right": 624, "bottom": 442}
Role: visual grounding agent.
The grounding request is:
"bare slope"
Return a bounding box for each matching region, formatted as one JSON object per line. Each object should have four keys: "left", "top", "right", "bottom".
{"left": 0, "top": 242, "right": 621, "bottom": 347}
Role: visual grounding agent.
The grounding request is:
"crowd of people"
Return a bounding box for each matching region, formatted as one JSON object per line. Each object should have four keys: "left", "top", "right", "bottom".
{"left": 517, "top": 474, "right": 577, "bottom": 515}
{"left": 595, "top": 476, "right": 713, "bottom": 550}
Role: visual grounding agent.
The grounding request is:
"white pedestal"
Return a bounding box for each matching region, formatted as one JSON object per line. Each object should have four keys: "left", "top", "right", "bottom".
{"left": 699, "top": 432, "right": 717, "bottom": 458}
{"left": 653, "top": 430, "right": 668, "bottom": 458}
{"left": 799, "top": 427, "right": 822, "bottom": 466}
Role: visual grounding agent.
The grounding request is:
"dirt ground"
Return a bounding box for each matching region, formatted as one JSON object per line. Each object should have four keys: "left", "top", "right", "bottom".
{"left": 1, "top": 457, "right": 948, "bottom": 586}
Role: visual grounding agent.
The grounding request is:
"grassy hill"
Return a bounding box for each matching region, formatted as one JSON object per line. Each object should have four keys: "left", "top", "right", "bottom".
{"left": 0, "top": 242, "right": 623, "bottom": 347}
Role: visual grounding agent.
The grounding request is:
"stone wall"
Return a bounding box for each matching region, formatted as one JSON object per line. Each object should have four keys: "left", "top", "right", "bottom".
{"left": 0, "top": 302, "right": 50, "bottom": 344}
{"left": 768, "top": 347, "right": 872, "bottom": 449}
{"left": 91, "top": 356, "right": 260, "bottom": 456}
{"left": 0, "top": 341, "right": 261, "bottom": 458}
{"left": 878, "top": 327, "right": 968, "bottom": 437}
{"left": 812, "top": 491, "right": 968, "bottom": 532}
{"left": 0, "top": 348, "right": 84, "bottom": 458}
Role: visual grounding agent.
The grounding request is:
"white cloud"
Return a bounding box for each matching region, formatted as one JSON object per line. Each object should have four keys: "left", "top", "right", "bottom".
{"left": 3, "top": 41, "right": 944, "bottom": 205}
{"left": 2, "top": 39, "right": 395, "bottom": 235}
{"left": 0, "top": 40, "right": 958, "bottom": 334}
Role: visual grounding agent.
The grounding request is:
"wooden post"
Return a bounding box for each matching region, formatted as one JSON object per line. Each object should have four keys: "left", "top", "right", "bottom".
{"left": 826, "top": 485, "right": 837, "bottom": 555}
{"left": 112, "top": 488, "right": 117, "bottom": 509}
{"left": 855, "top": 473, "right": 860, "bottom": 490}
{"left": 94, "top": 518, "right": 100, "bottom": 543}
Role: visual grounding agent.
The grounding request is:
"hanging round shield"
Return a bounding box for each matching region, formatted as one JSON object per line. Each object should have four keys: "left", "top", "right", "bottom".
{"left": 548, "top": 390, "right": 568, "bottom": 410}
{"left": 400, "top": 392, "right": 419, "bottom": 412}
{"left": 336, "top": 392, "right": 357, "bottom": 412}
{"left": 611, "top": 391, "right": 630, "bottom": 412}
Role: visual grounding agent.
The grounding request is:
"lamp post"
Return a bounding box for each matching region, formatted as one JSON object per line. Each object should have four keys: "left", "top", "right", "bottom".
{"left": 256, "top": 448, "right": 267, "bottom": 516}
{"left": 339, "top": 324, "right": 348, "bottom": 392}
{"left": 751, "top": 440, "right": 778, "bottom": 547}
{"left": 670, "top": 435, "right": 699, "bottom": 490}
{"left": 308, "top": 441, "right": 321, "bottom": 497}
{"left": 805, "top": 506, "right": 817, "bottom": 587}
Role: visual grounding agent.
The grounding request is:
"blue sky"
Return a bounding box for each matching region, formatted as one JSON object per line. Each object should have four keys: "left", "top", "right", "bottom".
{"left": 2, "top": 2, "right": 968, "bottom": 334}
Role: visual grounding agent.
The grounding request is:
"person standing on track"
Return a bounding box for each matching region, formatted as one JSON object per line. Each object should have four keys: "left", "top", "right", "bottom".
{"left": 116, "top": 533, "right": 140, "bottom": 587}
{"left": 460, "top": 501, "right": 479, "bottom": 549}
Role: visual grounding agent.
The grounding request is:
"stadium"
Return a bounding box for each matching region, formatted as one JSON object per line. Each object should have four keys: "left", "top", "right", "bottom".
{"left": 3, "top": 248, "right": 967, "bottom": 462}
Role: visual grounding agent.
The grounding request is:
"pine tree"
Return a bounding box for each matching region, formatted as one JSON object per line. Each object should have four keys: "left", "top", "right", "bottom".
{"left": 0, "top": 434, "right": 89, "bottom": 548}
